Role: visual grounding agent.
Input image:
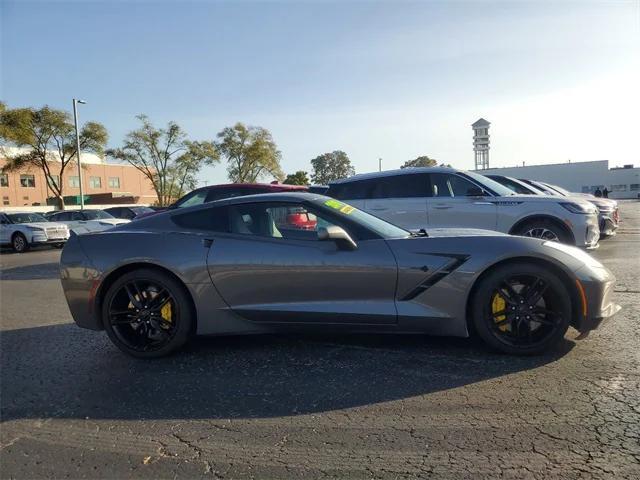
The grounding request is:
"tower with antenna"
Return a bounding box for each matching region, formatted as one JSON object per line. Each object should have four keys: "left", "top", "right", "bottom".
{"left": 472, "top": 118, "right": 490, "bottom": 170}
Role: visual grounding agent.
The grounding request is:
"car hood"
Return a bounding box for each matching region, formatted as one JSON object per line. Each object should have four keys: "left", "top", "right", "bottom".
{"left": 423, "top": 228, "right": 508, "bottom": 238}
{"left": 17, "top": 222, "right": 68, "bottom": 229}
{"left": 89, "top": 218, "right": 131, "bottom": 225}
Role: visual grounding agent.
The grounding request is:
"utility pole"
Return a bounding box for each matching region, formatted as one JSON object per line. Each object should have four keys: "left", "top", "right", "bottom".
{"left": 378, "top": 158, "right": 382, "bottom": 172}
{"left": 73, "top": 99, "right": 87, "bottom": 209}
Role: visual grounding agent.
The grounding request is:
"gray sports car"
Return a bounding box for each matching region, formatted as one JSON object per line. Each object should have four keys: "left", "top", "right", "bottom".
{"left": 60, "top": 193, "right": 620, "bottom": 358}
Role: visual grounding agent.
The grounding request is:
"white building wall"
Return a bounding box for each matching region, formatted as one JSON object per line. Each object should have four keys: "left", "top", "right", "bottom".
{"left": 478, "top": 160, "right": 640, "bottom": 199}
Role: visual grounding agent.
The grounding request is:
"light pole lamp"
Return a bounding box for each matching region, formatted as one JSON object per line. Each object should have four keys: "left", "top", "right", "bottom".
{"left": 73, "top": 99, "right": 86, "bottom": 209}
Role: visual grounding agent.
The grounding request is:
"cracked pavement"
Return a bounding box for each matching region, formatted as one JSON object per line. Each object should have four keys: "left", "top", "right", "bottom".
{"left": 1, "top": 201, "right": 639, "bottom": 479}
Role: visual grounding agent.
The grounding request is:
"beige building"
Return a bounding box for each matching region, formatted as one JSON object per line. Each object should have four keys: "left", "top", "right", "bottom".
{"left": 0, "top": 148, "right": 158, "bottom": 207}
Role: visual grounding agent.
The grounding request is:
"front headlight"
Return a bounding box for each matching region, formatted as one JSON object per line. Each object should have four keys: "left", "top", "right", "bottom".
{"left": 98, "top": 222, "right": 113, "bottom": 226}
{"left": 560, "top": 202, "right": 596, "bottom": 214}
{"left": 543, "top": 241, "right": 604, "bottom": 269}
{"left": 26, "top": 226, "right": 45, "bottom": 232}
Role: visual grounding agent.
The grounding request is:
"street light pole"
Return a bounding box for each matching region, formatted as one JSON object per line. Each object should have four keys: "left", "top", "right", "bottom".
{"left": 379, "top": 158, "right": 382, "bottom": 172}
{"left": 73, "top": 99, "right": 86, "bottom": 209}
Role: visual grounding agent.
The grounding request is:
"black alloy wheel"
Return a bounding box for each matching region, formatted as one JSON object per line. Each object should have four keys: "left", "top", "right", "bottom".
{"left": 102, "top": 269, "right": 194, "bottom": 358}
{"left": 472, "top": 263, "right": 571, "bottom": 355}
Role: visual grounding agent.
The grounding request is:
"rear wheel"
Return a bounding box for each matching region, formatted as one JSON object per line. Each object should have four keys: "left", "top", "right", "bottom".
{"left": 514, "top": 219, "right": 572, "bottom": 244}
{"left": 102, "top": 269, "right": 194, "bottom": 358}
{"left": 471, "top": 262, "right": 572, "bottom": 355}
{"left": 12, "top": 233, "right": 29, "bottom": 253}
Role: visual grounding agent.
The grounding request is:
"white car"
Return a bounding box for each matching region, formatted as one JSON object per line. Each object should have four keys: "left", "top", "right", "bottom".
{"left": 46, "top": 209, "right": 130, "bottom": 234}
{"left": 0, "top": 211, "right": 70, "bottom": 253}
{"left": 326, "top": 167, "right": 600, "bottom": 248}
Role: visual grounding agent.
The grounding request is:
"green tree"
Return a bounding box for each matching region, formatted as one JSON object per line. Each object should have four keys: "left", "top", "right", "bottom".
{"left": 0, "top": 104, "right": 108, "bottom": 209}
{"left": 283, "top": 170, "right": 309, "bottom": 185}
{"left": 310, "top": 150, "right": 354, "bottom": 184}
{"left": 216, "top": 122, "right": 284, "bottom": 183}
{"left": 107, "top": 115, "right": 219, "bottom": 206}
{"left": 401, "top": 155, "right": 438, "bottom": 169}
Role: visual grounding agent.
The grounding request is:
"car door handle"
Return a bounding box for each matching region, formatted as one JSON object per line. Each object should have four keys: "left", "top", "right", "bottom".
{"left": 473, "top": 201, "right": 493, "bottom": 205}
{"left": 432, "top": 205, "right": 452, "bottom": 209}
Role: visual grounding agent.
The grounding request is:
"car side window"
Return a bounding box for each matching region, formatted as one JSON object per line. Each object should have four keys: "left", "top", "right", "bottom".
{"left": 205, "top": 188, "right": 245, "bottom": 202}
{"left": 430, "top": 173, "right": 477, "bottom": 197}
{"left": 228, "top": 203, "right": 338, "bottom": 241}
{"left": 329, "top": 180, "right": 376, "bottom": 200}
{"left": 71, "top": 212, "right": 85, "bottom": 220}
{"left": 370, "top": 174, "right": 428, "bottom": 199}
{"left": 54, "top": 212, "right": 71, "bottom": 221}
{"left": 176, "top": 189, "right": 208, "bottom": 208}
{"left": 172, "top": 207, "right": 230, "bottom": 232}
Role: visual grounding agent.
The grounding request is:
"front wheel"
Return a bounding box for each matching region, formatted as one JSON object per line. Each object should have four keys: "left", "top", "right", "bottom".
{"left": 514, "top": 219, "right": 572, "bottom": 244}
{"left": 12, "top": 233, "right": 29, "bottom": 253}
{"left": 471, "top": 262, "right": 572, "bottom": 355}
{"left": 102, "top": 269, "right": 194, "bottom": 358}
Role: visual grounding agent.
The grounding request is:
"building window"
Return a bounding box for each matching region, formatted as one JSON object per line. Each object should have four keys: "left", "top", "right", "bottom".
{"left": 610, "top": 184, "right": 627, "bottom": 192}
{"left": 89, "top": 176, "right": 102, "bottom": 188}
{"left": 2, "top": 196, "right": 9, "bottom": 205}
{"left": 20, "top": 174, "right": 35, "bottom": 188}
{"left": 108, "top": 176, "right": 120, "bottom": 188}
{"left": 69, "top": 176, "right": 80, "bottom": 188}
{"left": 630, "top": 184, "right": 639, "bottom": 191}
{"left": 47, "top": 175, "right": 60, "bottom": 189}
{"left": 0, "top": 173, "right": 8, "bottom": 187}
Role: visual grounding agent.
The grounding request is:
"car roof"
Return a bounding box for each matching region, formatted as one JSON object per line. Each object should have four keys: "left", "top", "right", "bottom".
{"left": 1, "top": 211, "right": 46, "bottom": 215}
{"left": 188, "top": 182, "right": 308, "bottom": 193}
{"left": 329, "top": 166, "right": 459, "bottom": 185}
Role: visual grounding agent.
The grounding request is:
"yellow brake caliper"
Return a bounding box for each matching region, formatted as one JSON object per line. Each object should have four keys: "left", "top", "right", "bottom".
{"left": 160, "top": 301, "right": 172, "bottom": 328}
{"left": 492, "top": 293, "right": 508, "bottom": 332}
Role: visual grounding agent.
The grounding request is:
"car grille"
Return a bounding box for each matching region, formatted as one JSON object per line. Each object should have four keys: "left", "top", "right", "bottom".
{"left": 45, "top": 226, "right": 68, "bottom": 239}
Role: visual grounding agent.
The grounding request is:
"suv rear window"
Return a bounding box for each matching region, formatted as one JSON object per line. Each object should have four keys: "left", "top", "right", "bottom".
{"left": 370, "top": 174, "right": 428, "bottom": 198}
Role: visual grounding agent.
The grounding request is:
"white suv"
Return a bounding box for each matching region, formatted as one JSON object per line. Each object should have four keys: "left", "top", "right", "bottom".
{"left": 0, "top": 212, "right": 70, "bottom": 253}
{"left": 326, "top": 167, "right": 600, "bottom": 248}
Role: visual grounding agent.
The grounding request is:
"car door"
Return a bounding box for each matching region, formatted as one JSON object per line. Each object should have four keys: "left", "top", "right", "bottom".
{"left": 426, "top": 173, "right": 497, "bottom": 230}
{"left": 364, "top": 174, "right": 429, "bottom": 230}
{"left": 206, "top": 201, "right": 399, "bottom": 325}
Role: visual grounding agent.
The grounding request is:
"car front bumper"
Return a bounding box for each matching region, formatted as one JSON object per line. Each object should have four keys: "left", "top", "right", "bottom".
{"left": 574, "top": 265, "right": 620, "bottom": 333}
{"left": 599, "top": 210, "right": 619, "bottom": 237}
{"left": 31, "top": 233, "right": 70, "bottom": 244}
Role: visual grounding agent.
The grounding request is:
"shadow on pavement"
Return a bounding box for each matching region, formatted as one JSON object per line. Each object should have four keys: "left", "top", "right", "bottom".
{"left": 0, "top": 262, "right": 60, "bottom": 280}
{"left": 0, "top": 323, "right": 574, "bottom": 422}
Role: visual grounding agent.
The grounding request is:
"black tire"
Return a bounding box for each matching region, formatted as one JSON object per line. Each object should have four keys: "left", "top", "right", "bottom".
{"left": 53, "top": 243, "right": 64, "bottom": 249}
{"left": 471, "top": 262, "right": 572, "bottom": 355}
{"left": 101, "top": 268, "right": 194, "bottom": 358}
{"left": 12, "top": 233, "right": 30, "bottom": 253}
{"left": 514, "top": 219, "right": 572, "bottom": 244}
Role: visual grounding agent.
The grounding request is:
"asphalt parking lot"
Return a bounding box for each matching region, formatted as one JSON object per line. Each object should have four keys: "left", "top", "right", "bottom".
{"left": 1, "top": 202, "right": 639, "bottom": 479}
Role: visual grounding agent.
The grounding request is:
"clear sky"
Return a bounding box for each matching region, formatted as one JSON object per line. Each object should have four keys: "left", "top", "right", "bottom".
{"left": 2, "top": 0, "right": 639, "bottom": 185}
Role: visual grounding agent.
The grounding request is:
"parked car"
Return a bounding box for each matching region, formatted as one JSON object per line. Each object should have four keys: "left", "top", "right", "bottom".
{"left": 0, "top": 211, "right": 69, "bottom": 252}
{"left": 326, "top": 167, "right": 600, "bottom": 248}
{"left": 135, "top": 183, "right": 309, "bottom": 220}
{"left": 47, "top": 209, "right": 130, "bottom": 234}
{"left": 103, "top": 206, "right": 156, "bottom": 221}
{"left": 486, "top": 175, "right": 549, "bottom": 196}
{"left": 515, "top": 179, "right": 619, "bottom": 237}
{"left": 60, "top": 192, "right": 619, "bottom": 358}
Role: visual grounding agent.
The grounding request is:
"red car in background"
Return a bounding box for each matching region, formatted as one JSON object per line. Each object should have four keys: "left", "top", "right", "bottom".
{"left": 135, "top": 183, "right": 309, "bottom": 220}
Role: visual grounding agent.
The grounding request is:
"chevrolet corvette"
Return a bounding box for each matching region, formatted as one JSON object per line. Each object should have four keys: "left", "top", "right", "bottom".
{"left": 60, "top": 193, "right": 619, "bottom": 358}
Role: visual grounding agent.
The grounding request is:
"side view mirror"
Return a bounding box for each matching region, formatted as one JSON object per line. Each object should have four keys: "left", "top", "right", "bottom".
{"left": 466, "top": 186, "right": 487, "bottom": 197}
{"left": 317, "top": 226, "right": 358, "bottom": 251}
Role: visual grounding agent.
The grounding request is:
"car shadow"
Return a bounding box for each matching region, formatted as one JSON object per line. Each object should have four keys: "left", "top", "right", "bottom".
{"left": 0, "top": 323, "right": 574, "bottom": 422}
{"left": 0, "top": 262, "right": 60, "bottom": 280}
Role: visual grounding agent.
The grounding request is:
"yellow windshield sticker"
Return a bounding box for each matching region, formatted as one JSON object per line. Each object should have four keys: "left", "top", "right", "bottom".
{"left": 325, "top": 199, "right": 344, "bottom": 209}
{"left": 340, "top": 205, "right": 355, "bottom": 214}
{"left": 324, "top": 199, "right": 355, "bottom": 215}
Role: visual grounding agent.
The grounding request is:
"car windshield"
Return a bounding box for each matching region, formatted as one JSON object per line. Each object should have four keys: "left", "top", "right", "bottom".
{"left": 6, "top": 213, "right": 48, "bottom": 223}
{"left": 83, "top": 210, "right": 114, "bottom": 220}
{"left": 130, "top": 206, "right": 154, "bottom": 215}
{"left": 460, "top": 171, "right": 517, "bottom": 196}
{"left": 314, "top": 198, "right": 409, "bottom": 239}
{"left": 543, "top": 183, "right": 571, "bottom": 196}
